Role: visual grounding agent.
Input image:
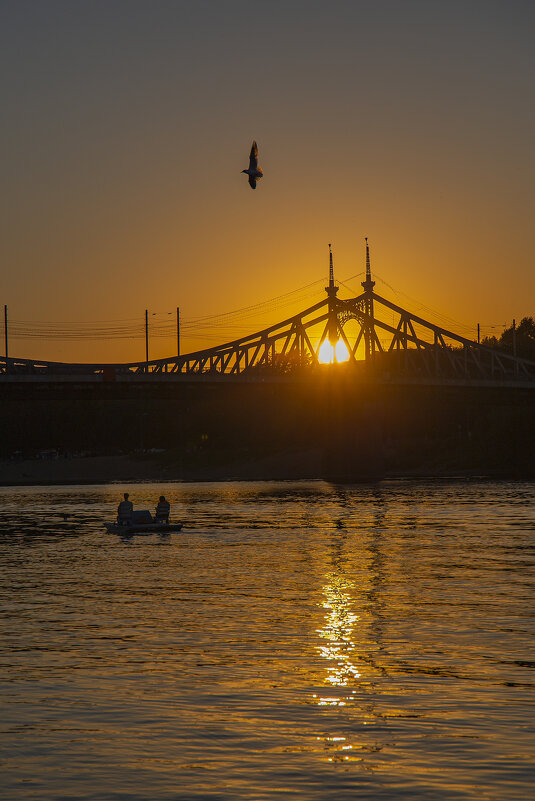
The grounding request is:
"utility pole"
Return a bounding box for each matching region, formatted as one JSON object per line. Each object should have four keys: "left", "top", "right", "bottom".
{"left": 477, "top": 323, "right": 480, "bottom": 344}
{"left": 3, "top": 305, "right": 7, "bottom": 362}
{"left": 512, "top": 318, "right": 518, "bottom": 378}
{"left": 176, "top": 307, "right": 180, "bottom": 357}
{"left": 145, "top": 309, "right": 149, "bottom": 370}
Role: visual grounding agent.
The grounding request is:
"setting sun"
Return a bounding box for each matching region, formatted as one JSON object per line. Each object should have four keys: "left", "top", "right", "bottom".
{"left": 318, "top": 340, "right": 350, "bottom": 364}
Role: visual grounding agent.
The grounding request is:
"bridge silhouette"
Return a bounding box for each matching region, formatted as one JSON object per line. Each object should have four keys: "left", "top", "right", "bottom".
{"left": 2, "top": 243, "right": 535, "bottom": 387}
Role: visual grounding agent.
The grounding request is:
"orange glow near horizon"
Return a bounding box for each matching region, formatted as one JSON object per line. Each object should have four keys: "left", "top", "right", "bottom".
{"left": 2, "top": 5, "right": 534, "bottom": 365}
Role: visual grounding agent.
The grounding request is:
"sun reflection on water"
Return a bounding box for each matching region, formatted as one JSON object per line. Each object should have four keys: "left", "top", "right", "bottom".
{"left": 315, "top": 570, "right": 361, "bottom": 700}
{"left": 312, "top": 525, "right": 387, "bottom": 763}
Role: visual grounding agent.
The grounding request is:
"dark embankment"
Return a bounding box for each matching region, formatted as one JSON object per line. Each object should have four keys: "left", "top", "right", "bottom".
{"left": 0, "top": 372, "right": 534, "bottom": 484}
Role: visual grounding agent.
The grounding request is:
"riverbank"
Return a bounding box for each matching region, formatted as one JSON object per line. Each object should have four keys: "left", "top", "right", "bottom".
{"left": 0, "top": 450, "right": 326, "bottom": 486}
{"left": 2, "top": 378, "right": 533, "bottom": 484}
{"left": 0, "top": 450, "right": 518, "bottom": 487}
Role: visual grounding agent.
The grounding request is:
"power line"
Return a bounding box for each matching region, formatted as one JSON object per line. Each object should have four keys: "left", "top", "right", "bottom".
{"left": 6, "top": 278, "right": 328, "bottom": 341}
{"left": 5, "top": 271, "right": 509, "bottom": 346}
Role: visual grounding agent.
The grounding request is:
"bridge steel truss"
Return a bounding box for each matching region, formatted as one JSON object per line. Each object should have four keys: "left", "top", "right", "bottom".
{"left": 2, "top": 289, "right": 535, "bottom": 386}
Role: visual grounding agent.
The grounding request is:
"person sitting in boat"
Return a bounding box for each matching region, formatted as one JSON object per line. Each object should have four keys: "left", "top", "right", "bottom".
{"left": 155, "top": 495, "right": 170, "bottom": 523}
{"left": 117, "top": 492, "right": 133, "bottom": 526}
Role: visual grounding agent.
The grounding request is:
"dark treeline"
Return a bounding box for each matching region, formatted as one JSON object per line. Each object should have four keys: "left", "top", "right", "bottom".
{"left": 482, "top": 317, "right": 535, "bottom": 360}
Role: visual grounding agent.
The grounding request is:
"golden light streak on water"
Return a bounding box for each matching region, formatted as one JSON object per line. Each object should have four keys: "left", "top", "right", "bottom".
{"left": 316, "top": 571, "right": 361, "bottom": 690}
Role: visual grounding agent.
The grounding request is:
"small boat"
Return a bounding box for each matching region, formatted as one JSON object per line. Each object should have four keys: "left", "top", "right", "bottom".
{"left": 106, "top": 509, "right": 183, "bottom": 535}
{"left": 106, "top": 521, "right": 183, "bottom": 535}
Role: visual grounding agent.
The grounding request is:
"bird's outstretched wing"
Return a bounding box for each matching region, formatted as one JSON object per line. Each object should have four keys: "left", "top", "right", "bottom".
{"left": 249, "top": 140, "right": 258, "bottom": 170}
{"left": 248, "top": 175, "right": 257, "bottom": 189}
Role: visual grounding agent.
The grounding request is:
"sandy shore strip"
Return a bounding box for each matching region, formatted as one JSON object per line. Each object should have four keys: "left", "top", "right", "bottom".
{"left": 0, "top": 456, "right": 177, "bottom": 486}
{"left": 0, "top": 449, "right": 325, "bottom": 486}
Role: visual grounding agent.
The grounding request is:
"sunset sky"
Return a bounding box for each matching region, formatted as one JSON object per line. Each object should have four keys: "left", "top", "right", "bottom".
{"left": 1, "top": 0, "right": 534, "bottom": 363}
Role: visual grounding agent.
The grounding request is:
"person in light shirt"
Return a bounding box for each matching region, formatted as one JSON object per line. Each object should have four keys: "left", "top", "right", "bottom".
{"left": 155, "top": 495, "right": 170, "bottom": 523}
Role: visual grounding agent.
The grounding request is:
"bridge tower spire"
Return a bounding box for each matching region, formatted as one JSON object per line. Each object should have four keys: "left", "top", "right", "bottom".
{"left": 361, "top": 237, "right": 376, "bottom": 361}
{"left": 326, "top": 243, "right": 340, "bottom": 350}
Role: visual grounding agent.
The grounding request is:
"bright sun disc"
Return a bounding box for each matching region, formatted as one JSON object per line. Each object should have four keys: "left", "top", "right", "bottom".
{"left": 318, "top": 340, "right": 349, "bottom": 364}
{"left": 335, "top": 341, "right": 349, "bottom": 362}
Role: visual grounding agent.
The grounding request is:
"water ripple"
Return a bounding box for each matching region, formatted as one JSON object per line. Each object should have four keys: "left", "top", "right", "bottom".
{"left": 0, "top": 480, "right": 534, "bottom": 799}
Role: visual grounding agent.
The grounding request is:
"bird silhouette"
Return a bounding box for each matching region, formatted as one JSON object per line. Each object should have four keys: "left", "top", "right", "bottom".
{"left": 242, "top": 140, "right": 263, "bottom": 189}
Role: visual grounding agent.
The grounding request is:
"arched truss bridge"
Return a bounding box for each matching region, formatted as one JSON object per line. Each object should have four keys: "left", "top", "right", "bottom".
{"left": 2, "top": 265, "right": 535, "bottom": 387}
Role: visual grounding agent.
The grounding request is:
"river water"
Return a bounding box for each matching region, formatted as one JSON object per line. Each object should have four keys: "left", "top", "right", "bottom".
{"left": 0, "top": 480, "right": 534, "bottom": 800}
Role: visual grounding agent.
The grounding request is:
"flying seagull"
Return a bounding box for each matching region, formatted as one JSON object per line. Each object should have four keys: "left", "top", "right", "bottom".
{"left": 242, "top": 140, "right": 263, "bottom": 189}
